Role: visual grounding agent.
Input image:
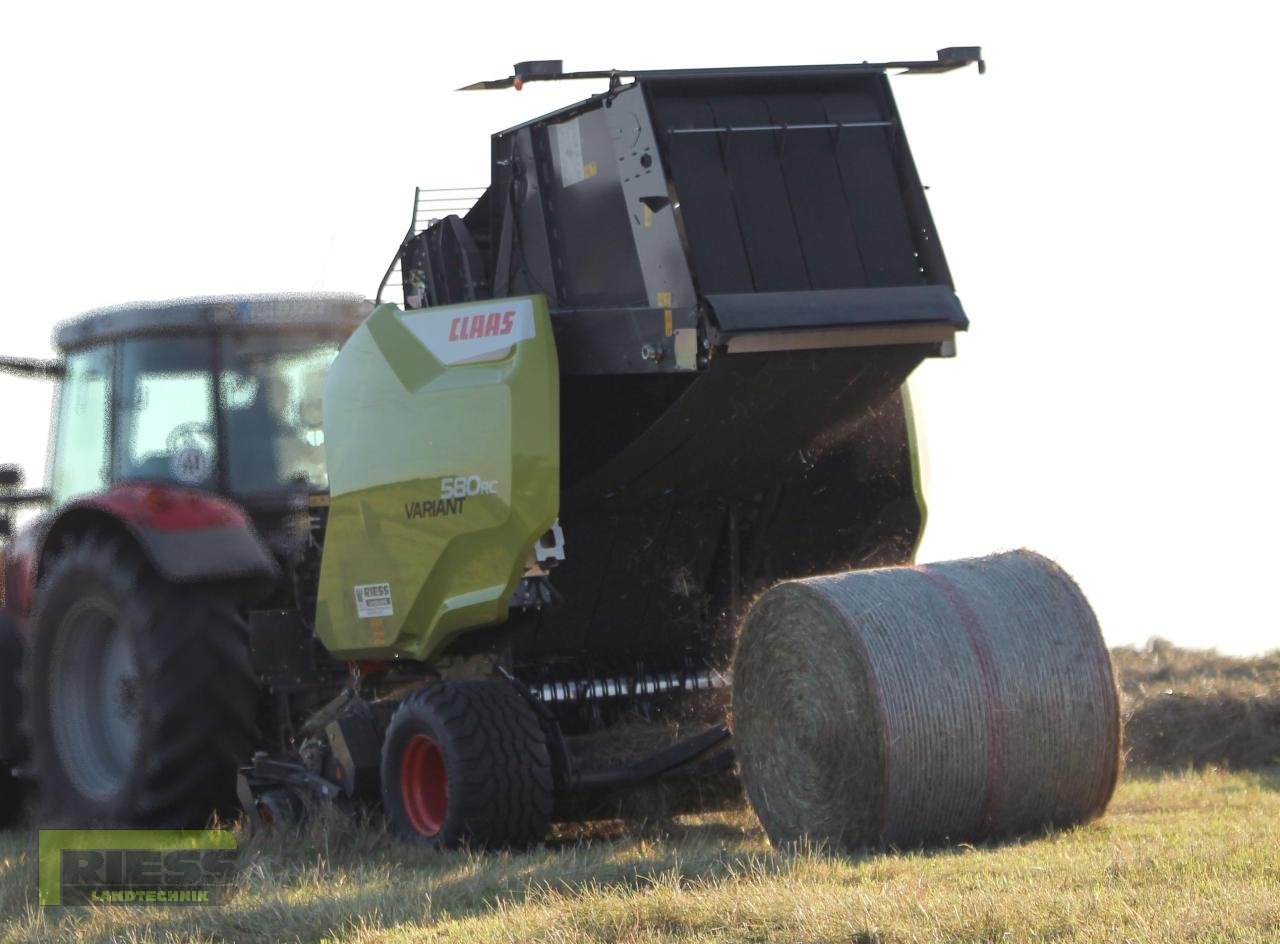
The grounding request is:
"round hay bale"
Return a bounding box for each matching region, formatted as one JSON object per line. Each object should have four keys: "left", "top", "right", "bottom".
{"left": 732, "top": 550, "right": 1120, "bottom": 850}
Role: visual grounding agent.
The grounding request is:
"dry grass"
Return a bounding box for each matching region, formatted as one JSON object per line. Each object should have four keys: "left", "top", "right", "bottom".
{"left": 0, "top": 642, "right": 1276, "bottom": 942}
{"left": 1115, "top": 639, "right": 1280, "bottom": 769}
{"left": 3, "top": 770, "right": 1278, "bottom": 943}
{"left": 1112, "top": 639, "right": 1280, "bottom": 701}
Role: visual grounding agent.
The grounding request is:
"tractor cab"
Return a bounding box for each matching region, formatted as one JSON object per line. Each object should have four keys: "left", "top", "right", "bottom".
{"left": 46, "top": 294, "right": 370, "bottom": 510}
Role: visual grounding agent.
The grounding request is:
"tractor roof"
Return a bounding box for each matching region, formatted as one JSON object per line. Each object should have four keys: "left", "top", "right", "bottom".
{"left": 54, "top": 292, "right": 372, "bottom": 352}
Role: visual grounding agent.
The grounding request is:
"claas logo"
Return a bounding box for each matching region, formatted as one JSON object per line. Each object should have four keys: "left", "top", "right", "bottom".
{"left": 448, "top": 310, "right": 516, "bottom": 342}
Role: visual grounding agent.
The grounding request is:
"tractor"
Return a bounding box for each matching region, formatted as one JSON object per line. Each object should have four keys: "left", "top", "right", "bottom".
{"left": 0, "top": 296, "right": 365, "bottom": 827}
{"left": 0, "top": 50, "right": 1111, "bottom": 848}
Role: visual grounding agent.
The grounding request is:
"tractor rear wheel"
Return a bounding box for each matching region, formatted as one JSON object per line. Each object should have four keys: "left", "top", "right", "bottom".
{"left": 0, "top": 615, "right": 27, "bottom": 829}
{"left": 381, "top": 680, "right": 553, "bottom": 849}
{"left": 0, "top": 752, "right": 22, "bottom": 829}
{"left": 25, "top": 532, "right": 257, "bottom": 826}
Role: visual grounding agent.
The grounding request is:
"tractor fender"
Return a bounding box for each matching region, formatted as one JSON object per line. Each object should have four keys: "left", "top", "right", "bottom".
{"left": 1, "top": 518, "right": 42, "bottom": 620}
{"left": 38, "top": 483, "right": 280, "bottom": 595}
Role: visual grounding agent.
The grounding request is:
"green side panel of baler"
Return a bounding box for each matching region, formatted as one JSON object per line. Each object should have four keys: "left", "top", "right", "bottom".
{"left": 314, "top": 295, "right": 559, "bottom": 661}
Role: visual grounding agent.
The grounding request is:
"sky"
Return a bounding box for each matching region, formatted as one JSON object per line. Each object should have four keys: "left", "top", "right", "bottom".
{"left": 1, "top": 2, "right": 1276, "bottom": 653}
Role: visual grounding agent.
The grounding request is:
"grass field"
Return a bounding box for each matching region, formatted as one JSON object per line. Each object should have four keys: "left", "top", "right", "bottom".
{"left": 1, "top": 643, "right": 1278, "bottom": 943}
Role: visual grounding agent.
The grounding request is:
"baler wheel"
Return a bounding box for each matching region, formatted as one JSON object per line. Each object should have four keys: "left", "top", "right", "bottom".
{"left": 381, "top": 680, "right": 553, "bottom": 849}
{"left": 400, "top": 733, "right": 448, "bottom": 836}
{"left": 25, "top": 532, "right": 257, "bottom": 826}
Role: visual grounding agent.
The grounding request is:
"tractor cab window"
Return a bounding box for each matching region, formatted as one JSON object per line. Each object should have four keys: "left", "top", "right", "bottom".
{"left": 219, "top": 333, "right": 341, "bottom": 494}
{"left": 49, "top": 346, "right": 113, "bottom": 503}
{"left": 114, "top": 336, "right": 217, "bottom": 489}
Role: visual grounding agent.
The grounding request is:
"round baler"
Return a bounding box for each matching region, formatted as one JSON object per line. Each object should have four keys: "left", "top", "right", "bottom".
{"left": 0, "top": 49, "right": 1120, "bottom": 850}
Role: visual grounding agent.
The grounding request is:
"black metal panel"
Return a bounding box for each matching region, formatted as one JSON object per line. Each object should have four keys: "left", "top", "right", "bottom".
{"left": 762, "top": 386, "right": 924, "bottom": 580}
{"left": 883, "top": 84, "right": 955, "bottom": 288}
{"left": 563, "top": 344, "right": 925, "bottom": 509}
{"left": 764, "top": 94, "right": 868, "bottom": 289}
{"left": 550, "top": 306, "right": 678, "bottom": 374}
{"left": 497, "top": 127, "right": 560, "bottom": 303}
{"left": 560, "top": 371, "right": 698, "bottom": 490}
{"left": 648, "top": 76, "right": 933, "bottom": 297}
{"left": 704, "top": 95, "right": 810, "bottom": 291}
{"left": 525, "top": 509, "right": 615, "bottom": 657}
{"left": 705, "top": 286, "right": 967, "bottom": 334}
{"left": 651, "top": 97, "right": 754, "bottom": 294}
{"left": 822, "top": 86, "right": 923, "bottom": 286}
{"left": 324, "top": 711, "right": 383, "bottom": 800}
{"left": 521, "top": 499, "right": 727, "bottom": 671}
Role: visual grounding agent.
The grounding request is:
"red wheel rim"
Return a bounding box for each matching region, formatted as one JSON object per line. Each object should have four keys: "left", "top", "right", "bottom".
{"left": 400, "top": 733, "right": 448, "bottom": 837}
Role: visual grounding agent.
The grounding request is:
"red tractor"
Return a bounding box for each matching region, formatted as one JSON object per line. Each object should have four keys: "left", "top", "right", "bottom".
{"left": 0, "top": 294, "right": 367, "bottom": 827}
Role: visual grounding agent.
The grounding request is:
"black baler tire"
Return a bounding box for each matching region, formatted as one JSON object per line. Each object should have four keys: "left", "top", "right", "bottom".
{"left": 25, "top": 532, "right": 258, "bottom": 826}
{"left": 381, "top": 680, "right": 553, "bottom": 849}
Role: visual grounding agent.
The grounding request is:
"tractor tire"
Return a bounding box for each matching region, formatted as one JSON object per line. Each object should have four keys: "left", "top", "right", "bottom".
{"left": 25, "top": 531, "right": 258, "bottom": 826}
{"left": 381, "top": 680, "right": 553, "bottom": 849}
{"left": 0, "top": 769, "right": 22, "bottom": 830}
{"left": 0, "top": 615, "right": 27, "bottom": 829}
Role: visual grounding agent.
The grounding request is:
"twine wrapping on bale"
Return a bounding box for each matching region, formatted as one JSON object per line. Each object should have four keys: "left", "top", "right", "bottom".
{"left": 732, "top": 549, "right": 1120, "bottom": 850}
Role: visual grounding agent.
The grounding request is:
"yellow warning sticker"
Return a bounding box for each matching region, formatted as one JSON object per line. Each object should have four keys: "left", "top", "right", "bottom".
{"left": 664, "top": 309, "right": 674, "bottom": 336}
{"left": 583, "top": 161, "right": 598, "bottom": 180}
{"left": 656, "top": 291, "right": 672, "bottom": 308}
{"left": 643, "top": 204, "right": 654, "bottom": 228}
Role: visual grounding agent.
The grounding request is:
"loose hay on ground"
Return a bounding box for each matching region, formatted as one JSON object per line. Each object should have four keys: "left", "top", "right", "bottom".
{"left": 1114, "top": 639, "right": 1280, "bottom": 769}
